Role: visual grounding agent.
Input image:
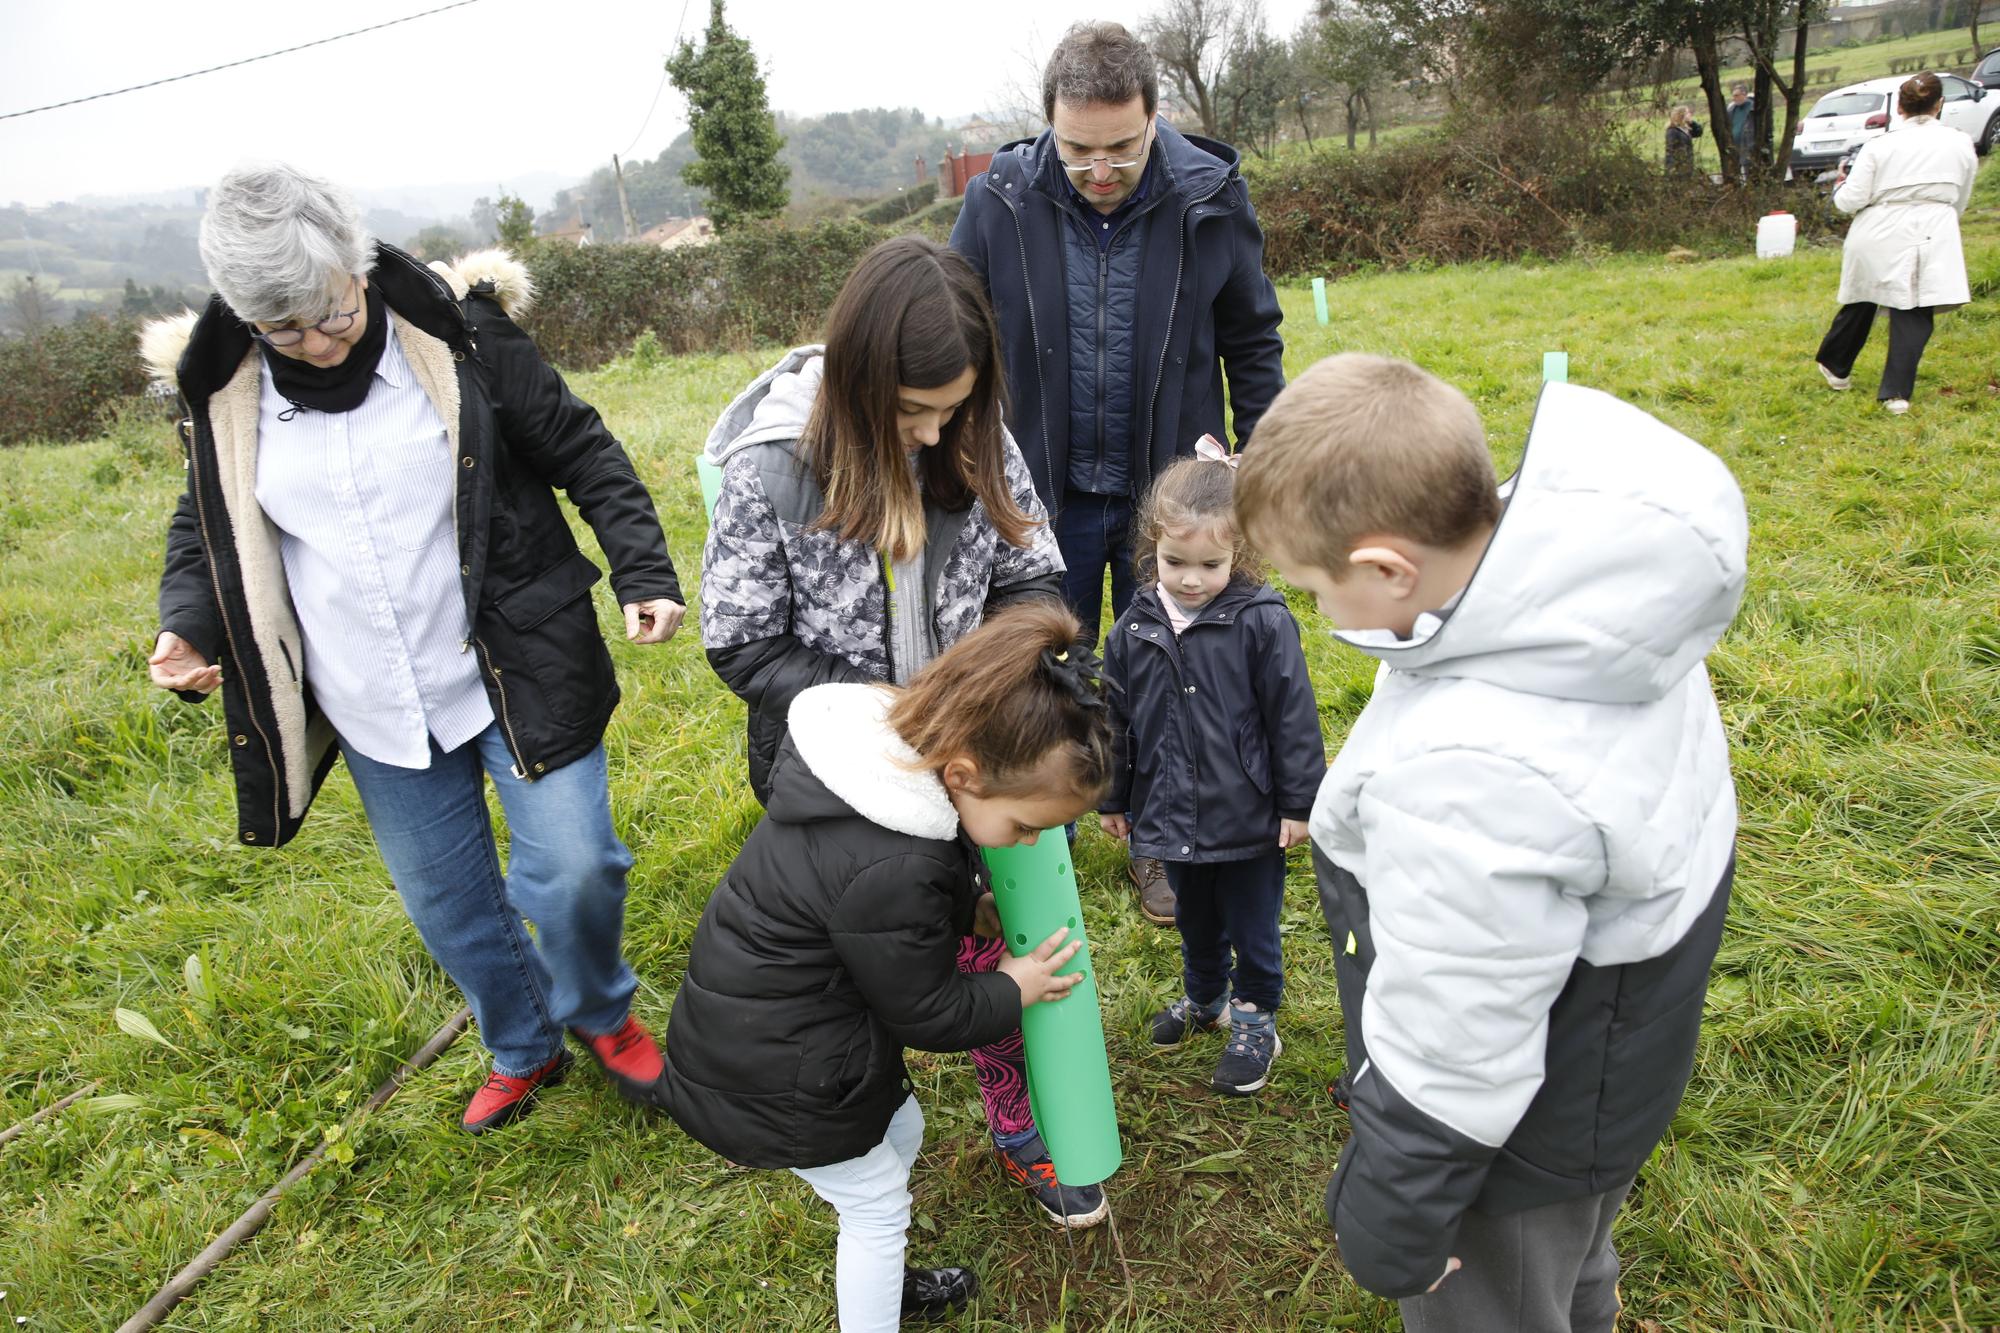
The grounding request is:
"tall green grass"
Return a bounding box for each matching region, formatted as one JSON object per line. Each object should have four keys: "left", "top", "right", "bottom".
{"left": 0, "top": 171, "right": 1994, "bottom": 1330}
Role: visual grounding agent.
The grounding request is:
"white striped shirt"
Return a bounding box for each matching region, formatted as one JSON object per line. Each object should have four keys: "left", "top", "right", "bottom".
{"left": 253, "top": 312, "right": 493, "bottom": 769}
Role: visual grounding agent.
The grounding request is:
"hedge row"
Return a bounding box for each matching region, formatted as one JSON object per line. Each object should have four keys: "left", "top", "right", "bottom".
{"left": 0, "top": 317, "right": 151, "bottom": 447}
{"left": 1252, "top": 110, "right": 1842, "bottom": 279}
{"left": 854, "top": 180, "right": 939, "bottom": 225}
{"left": 520, "top": 219, "right": 886, "bottom": 369}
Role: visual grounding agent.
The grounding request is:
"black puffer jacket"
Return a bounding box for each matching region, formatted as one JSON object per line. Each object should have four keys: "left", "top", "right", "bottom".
{"left": 147, "top": 243, "right": 680, "bottom": 847}
{"left": 662, "top": 683, "right": 1021, "bottom": 1169}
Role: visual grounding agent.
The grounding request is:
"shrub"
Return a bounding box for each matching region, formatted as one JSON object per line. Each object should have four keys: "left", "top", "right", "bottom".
{"left": 521, "top": 219, "right": 887, "bottom": 369}
{"left": 1250, "top": 109, "right": 1842, "bottom": 278}
{"left": 855, "top": 181, "right": 939, "bottom": 225}
{"left": 0, "top": 317, "right": 151, "bottom": 447}
{"left": 901, "top": 195, "right": 964, "bottom": 243}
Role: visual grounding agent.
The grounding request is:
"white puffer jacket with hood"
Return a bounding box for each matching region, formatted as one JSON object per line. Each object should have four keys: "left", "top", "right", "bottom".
{"left": 1313, "top": 381, "right": 1748, "bottom": 1297}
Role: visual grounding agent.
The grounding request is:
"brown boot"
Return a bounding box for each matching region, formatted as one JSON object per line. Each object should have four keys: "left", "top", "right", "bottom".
{"left": 1129, "top": 856, "right": 1175, "bottom": 925}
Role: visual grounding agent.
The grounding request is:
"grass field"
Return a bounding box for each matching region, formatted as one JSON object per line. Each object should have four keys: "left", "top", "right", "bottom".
{"left": 1, "top": 166, "right": 1996, "bottom": 1331}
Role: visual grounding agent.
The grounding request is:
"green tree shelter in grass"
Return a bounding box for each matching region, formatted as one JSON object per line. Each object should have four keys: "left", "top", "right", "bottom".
{"left": 667, "top": 0, "right": 790, "bottom": 232}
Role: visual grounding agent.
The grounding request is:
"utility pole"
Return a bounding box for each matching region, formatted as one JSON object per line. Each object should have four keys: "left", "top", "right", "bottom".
{"left": 612, "top": 154, "right": 640, "bottom": 241}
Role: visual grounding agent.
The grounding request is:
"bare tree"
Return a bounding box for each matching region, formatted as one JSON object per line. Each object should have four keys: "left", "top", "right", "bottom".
{"left": 980, "top": 21, "right": 1058, "bottom": 138}
{"left": 4, "top": 277, "right": 62, "bottom": 340}
{"left": 1215, "top": 9, "right": 1289, "bottom": 153}
{"left": 1298, "top": 1, "right": 1409, "bottom": 149}
{"left": 1143, "top": 0, "right": 1262, "bottom": 136}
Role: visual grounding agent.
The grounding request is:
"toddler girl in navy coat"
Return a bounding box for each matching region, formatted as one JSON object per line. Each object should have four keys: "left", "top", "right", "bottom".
{"left": 1100, "top": 444, "right": 1326, "bottom": 1095}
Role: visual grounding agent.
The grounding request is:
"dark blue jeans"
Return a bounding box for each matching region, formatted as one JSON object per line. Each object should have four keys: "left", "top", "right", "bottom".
{"left": 1055, "top": 490, "right": 1137, "bottom": 650}
{"left": 1166, "top": 850, "right": 1288, "bottom": 1012}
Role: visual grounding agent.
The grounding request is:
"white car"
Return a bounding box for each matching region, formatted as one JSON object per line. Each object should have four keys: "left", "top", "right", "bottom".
{"left": 1789, "top": 73, "right": 1998, "bottom": 176}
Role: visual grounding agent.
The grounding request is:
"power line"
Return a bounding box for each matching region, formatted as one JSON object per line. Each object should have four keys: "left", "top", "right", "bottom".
{"left": 620, "top": 0, "right": 694, "bottom": 159}
{"left": 0, "top": 0, "right": 484, "bottom": 123}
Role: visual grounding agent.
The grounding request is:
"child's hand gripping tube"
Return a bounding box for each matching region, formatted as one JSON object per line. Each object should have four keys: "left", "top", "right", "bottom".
{"left": 983, "top": 835, "right": 1123, "bottom": 1187}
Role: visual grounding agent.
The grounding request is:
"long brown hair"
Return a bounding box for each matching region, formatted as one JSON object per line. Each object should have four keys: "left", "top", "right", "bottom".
{"left": 803, "top": 234, "right": 1035, "bottom": 561}
{"left": 888, "top": 602, "right": 1114, "bottom": 803}
{"left": 1135, "top": 453, "right": 1264, "bottom": 587}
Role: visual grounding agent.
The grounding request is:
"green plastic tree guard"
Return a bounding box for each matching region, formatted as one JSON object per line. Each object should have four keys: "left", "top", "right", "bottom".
{"left": 697, "top": 454, "right": 724, "bottom": 517}
{"left": 983, "top": 835, "right": 1123, "bottom": 1187}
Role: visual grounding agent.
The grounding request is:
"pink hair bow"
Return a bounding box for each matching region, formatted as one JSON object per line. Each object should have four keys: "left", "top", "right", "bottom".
{"left": 1195, "top": 434, "right": 1238, "bottom": 469}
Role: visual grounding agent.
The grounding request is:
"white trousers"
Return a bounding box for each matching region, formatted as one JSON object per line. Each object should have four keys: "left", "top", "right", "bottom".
{"left": 791, "top": 1095, "right": 924, "bottom": 1333}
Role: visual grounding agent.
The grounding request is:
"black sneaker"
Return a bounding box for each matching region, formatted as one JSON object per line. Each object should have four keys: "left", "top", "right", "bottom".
{"left": 1212, "top": 1006, "right": 1281, "bottom": 1096}
{"left": 994, "top": 1133, "right": 1109, "bottom": 1228}
{"left": 1148, "top": 993, "right": 1227, "bottom": 1046}
{"left": 902, "top": 1265, "right": 978, "bottom": 1322}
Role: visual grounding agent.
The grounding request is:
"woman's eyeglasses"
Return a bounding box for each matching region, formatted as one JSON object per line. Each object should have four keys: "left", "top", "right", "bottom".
{"left": 253, "top": 282, "right": 361, "bottom": 347}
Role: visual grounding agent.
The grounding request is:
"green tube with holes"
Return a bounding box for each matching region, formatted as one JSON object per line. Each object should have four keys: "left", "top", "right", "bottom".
{"left": 697, "top": 453, "right": 724, "bottom": 518}
{"left": 983, "top": 835, "right": 1122, "bottom": 1187}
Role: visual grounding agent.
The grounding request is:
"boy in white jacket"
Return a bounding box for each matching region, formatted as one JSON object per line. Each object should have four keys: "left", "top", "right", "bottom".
{"left": 1235, "top": 354, "right": 1748, "bottom": 1331}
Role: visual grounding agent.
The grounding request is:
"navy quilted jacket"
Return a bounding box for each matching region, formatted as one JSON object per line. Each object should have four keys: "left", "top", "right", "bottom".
{"left": 1060, "top": 161, "right": 1151, "bottom": 496}
{"left": 1100, "top": 580, "right": 1324, "bottom": 863}
{"left": 950, "top": 120, "right": 1286, "bottom": 519}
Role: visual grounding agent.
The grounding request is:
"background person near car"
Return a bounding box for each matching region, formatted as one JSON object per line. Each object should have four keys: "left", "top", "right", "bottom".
{"left": 1665, "top": 105, "right": 1704, "bottom": 175}
{"left": 1812, "top": 73, "right": 1978, "bottom": 415}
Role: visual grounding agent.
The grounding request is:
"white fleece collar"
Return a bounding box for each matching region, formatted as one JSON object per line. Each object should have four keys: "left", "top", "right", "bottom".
{"left": 786, "top": 683, "right": 960, "bottom": 841}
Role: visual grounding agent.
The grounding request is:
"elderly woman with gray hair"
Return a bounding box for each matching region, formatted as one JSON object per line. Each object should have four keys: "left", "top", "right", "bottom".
{"left": 1814, "top": 72, "right": 1978, "bottom": 414}
{"left": 143, "top": 162, "right": 685, "bottom": 1133}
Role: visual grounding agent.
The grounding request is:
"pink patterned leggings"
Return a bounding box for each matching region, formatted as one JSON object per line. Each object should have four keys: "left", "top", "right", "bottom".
{"left": 957, "top": 935, "right": 1034, "bottom": 1137}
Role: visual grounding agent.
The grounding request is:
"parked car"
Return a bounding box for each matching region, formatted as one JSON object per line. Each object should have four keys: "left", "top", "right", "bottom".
{"left": 1789, "top": 72, "right": 1998, "bottom": 176}
{"left": 1970, "top": 46, "right": 2000, "bottom": 90}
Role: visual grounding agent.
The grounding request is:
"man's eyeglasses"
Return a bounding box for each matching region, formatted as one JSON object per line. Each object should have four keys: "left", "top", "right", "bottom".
{"left": 253, "top": 281, "right": 361, "bottom": 348}
{"left": 1056, "top": 125, "right": 1153, "bottom": 175}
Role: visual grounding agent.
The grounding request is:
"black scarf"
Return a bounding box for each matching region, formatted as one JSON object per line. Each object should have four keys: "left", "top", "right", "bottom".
{"left": 260, "top": 282, "right": 389, "bottom": 417}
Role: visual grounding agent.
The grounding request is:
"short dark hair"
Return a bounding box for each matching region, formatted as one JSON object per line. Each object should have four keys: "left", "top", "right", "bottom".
{"left": 1042, "top": 21, "right": 1158, "bottom": 120}
{"left": 1899, "top": 72, "right": 1943, "bottom": 116}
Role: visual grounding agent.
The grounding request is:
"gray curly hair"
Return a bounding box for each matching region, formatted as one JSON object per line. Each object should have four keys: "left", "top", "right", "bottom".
{"left": 198, "top": 162, "right": 376, "bottom": 325}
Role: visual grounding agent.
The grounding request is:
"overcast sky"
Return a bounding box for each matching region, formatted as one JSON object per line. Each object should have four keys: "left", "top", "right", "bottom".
{"left": 1, "top": 0, "right": 1315, "bottom": 211}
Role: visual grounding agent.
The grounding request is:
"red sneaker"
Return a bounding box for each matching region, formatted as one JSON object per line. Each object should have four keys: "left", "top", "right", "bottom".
{"left": 570, "top": 1015, "right": 670, "bottom": 1109}
{"left": 461, "top": 1048, "right": 572, "bottom": 1134}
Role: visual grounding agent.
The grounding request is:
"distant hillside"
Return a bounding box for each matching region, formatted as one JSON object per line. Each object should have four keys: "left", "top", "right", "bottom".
{"left": 542, "top": 106, "right": 1011, "bottom": 236}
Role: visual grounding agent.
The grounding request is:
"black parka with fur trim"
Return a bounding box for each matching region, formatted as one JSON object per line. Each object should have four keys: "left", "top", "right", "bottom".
{"left": 661, "top": 683, "right": 1022, "bottom": 1170}
{"left": 146, "top": 242, "right": 681, "bottom": 848}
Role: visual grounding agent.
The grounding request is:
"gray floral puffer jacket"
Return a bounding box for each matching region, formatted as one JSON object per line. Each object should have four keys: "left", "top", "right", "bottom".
{"left": 699, "top": 347, "right": 1065, "bottom": 801}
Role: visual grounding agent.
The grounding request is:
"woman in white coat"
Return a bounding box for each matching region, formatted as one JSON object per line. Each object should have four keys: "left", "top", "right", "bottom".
{"left": 1814, "top": 73, "right": 1979, "bottom": 414}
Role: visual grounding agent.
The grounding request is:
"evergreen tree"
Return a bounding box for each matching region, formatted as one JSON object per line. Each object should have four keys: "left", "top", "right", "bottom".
{"left": 494, "top": 191, "right": 537, "bottom": 249}
{"left": 666, "top": 0, "right": 789, "bottom": 230}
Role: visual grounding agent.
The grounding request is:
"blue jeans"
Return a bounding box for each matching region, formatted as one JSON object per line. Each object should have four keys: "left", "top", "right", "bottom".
{"left": 341, "top": 723, "right": 639, "bottom": 1077}
{"left": 1166, "top": 850, "right": 1288, "bottom": 1012}
{"left": 1055, "top": 490, "right": 1137, "bottom": 650}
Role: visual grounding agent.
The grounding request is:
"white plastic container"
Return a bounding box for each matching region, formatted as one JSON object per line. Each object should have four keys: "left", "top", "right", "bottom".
{"left": 1756, "top": 211, "right": 1796, "bottom": 259}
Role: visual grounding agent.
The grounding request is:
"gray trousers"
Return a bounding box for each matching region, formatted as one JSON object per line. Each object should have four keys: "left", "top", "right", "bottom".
{"left": 1397, "top": 1180, "right": 1634, "bottom": 1333}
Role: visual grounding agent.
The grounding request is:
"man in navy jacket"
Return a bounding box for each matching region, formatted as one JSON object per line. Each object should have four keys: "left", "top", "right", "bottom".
{"left": 951, "top": 21, "right": 1285, "bottom": 923}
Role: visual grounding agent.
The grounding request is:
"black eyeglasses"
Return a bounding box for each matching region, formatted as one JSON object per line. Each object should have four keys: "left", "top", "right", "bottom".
{"left": 252, "top": 281, "right": 361, "bottom": 348}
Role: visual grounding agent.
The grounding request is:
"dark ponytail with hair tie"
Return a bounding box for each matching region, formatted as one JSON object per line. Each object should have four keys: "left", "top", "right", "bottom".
{"left": 1039, "top": 642, "right": 1108, "bottom": 715}
{"left": 888, "top": 602, "right": 1116, "bottom": 802}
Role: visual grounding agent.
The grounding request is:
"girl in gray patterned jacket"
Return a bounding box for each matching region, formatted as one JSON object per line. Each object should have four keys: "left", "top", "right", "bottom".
{"left": 698, "top": 234, "right": 1109, "bottom": 1229}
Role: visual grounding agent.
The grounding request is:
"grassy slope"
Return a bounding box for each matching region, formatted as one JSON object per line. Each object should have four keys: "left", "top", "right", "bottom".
{"left": 0, "top": 168, "right": 1995, "bottom": 1332}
